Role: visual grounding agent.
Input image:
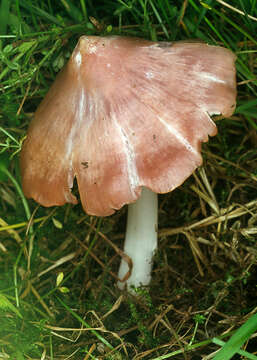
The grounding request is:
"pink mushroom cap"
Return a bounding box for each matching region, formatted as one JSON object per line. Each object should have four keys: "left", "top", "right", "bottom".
{"left": 20, "top": 36, "right": 237, "bottom": 216}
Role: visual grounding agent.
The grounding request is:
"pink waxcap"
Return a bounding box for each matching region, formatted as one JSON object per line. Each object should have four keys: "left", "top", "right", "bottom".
{"left": 20, "top": 36, "right": 237, "bottom": 216}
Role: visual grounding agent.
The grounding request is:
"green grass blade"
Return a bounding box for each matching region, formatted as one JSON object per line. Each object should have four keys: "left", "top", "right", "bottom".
{"left": 56, "top": 296, "right": 114, "bottom": 350}
{"left": 200, "top": 1, "right": 257, "bottom": 46}
{"left": 148, "top": 0, "right": 169, "bottom": 39}
{"left": 213, "top": 338, "right": 257, "bottom": 360}
{"left": 236, "top": 99, "right": 257, "bottom": 112}
{"left": 0, "top": 0, "right": 10, "bottom": 35}
{"left": 19, "top": 0, "right": 63, "bottom": 26}
{"left": 60, "top": 0, "right": 83, "bottom": 22}
{"left": 213, "top": 313, "right": 257, "bottom": 360}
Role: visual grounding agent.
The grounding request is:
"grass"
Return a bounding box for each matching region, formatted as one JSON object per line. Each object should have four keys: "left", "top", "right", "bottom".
{"left": 0, "top": 0, "right": 257, "bottom": 359}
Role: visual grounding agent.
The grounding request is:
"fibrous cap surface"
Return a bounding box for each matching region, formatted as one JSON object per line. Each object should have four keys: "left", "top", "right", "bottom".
{"left": 20, "top": 36, "right": 237, "bottom": 215}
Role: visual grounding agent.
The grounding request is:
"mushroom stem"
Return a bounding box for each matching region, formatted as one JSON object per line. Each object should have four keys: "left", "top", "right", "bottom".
{"left": 117, "top": 187, "right": 158, "bottom": 291}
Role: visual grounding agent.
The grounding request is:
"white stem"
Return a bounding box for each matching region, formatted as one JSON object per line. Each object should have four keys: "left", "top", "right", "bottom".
{"left": 117, "top": 187, "right": 158, "bottom": 291}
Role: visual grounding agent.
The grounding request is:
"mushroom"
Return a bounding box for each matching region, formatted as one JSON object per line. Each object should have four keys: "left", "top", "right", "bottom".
{"left": 20, "top": 36, "right": 237, "bottom": 291}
